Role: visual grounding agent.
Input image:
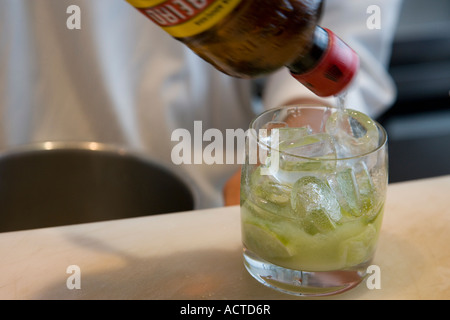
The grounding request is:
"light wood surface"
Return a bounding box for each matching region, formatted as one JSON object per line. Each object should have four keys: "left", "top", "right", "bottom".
{"left": 1, "top": 175, "right": 449, "bottom": 300}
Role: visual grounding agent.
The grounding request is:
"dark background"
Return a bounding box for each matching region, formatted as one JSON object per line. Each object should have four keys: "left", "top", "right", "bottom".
{"left": 378, "top": 0, "right": 450, "bottom": 183}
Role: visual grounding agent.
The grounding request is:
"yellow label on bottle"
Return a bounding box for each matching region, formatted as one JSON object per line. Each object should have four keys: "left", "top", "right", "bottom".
{"left": 127, "top": 0, "right": 242, "bottom": 38}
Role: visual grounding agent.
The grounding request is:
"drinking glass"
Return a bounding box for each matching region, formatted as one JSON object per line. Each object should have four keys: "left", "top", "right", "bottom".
{"left": 240, "top": 105, "right": 388, "bottom": 296}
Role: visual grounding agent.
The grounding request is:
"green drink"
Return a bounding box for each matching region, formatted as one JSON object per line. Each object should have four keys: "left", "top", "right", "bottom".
{"left": 241, "top": 106, "right": 388, "bottom": 296}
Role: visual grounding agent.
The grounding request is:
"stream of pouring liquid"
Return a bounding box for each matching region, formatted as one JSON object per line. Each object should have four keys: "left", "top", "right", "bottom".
{"left": 319, "top": 91, "right": 348, "bottom": 133}
{"left": 335, "top": 90, "right": 348, "bottom": 126}
{"left": 336, "top": 91, "right": 347, "bottom": 113}
{"left": 316, "top": 92, "right": 345, "bottom": 134}
{"left": 317, "top": 90, "right": 349, "bottom": 143}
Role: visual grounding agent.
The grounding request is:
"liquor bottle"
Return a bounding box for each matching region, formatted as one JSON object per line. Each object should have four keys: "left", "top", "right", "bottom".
{"left": 126, "top": 0, "right": 359, "bottom": 97}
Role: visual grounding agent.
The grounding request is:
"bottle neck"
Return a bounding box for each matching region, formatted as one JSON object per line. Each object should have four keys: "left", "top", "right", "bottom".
{"left": 288, "top": 27, "right": 360, "bottom": 97}
{"left": 288, "top": 27, "right": 329, "bottom": 74}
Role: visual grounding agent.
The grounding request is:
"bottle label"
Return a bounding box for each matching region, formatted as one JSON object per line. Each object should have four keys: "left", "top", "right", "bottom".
{"left": 127, "top": 0, "right": 242, "bottom": 38}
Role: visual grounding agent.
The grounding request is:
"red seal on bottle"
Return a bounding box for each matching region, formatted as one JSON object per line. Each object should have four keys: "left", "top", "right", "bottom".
{"left": 291, "top": 29, "right": 359, "bottom": 97}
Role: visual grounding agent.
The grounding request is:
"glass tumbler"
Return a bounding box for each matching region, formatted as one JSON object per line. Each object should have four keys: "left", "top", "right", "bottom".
{"left": 240, "top": 105, "right": 388, "bottom": 296}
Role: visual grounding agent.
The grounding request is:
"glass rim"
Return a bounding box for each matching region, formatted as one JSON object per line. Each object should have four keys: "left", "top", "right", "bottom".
{"left": 249, "top": 105, "right": 388, "bottom": 161}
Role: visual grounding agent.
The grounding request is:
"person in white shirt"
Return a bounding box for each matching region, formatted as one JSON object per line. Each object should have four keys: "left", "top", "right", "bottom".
{"left": 0, "top": 0, "right": 403, "bottom": 209}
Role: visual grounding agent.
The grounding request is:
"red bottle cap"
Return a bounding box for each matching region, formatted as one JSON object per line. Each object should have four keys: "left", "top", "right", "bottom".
{"left": 291, "top": 29, "right": 359, "bottom": 97}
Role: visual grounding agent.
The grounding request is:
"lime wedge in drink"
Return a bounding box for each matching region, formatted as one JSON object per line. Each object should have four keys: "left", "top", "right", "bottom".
{"left": 339, "top": 223, "right": 377, "bottom": 267}
{"left": 242, "top": 222, "right": 294, "bottom": 259}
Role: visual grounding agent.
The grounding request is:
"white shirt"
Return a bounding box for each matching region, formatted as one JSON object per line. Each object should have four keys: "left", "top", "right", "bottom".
{"left": 0, "top": 0, "right": 402, "bottom": 209}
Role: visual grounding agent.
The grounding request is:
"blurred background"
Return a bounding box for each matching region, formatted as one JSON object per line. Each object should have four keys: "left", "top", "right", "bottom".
{"left": 378, "top": 0, "right": 450, "bottom": 183}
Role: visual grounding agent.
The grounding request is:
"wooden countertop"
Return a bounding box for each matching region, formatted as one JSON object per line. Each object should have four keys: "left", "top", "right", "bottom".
{"left": 1, "top": 175, "right": 449, "bottom": 300}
